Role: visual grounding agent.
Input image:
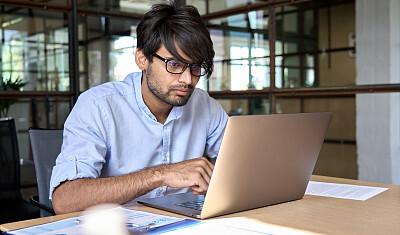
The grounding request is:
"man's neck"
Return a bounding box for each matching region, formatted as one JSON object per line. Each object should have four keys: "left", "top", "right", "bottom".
{"left": 141, "top": 82, "right": 172, "bottom": 125}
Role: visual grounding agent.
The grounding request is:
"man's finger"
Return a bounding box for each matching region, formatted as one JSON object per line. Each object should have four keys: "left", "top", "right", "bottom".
{"left": 191, "top": 185, "right": 206, "bottom": 194}
{"left": 194, "top": 166, "right": 212, "bottom": 184}
{"left": 198, "top": 157, "right": 214, "bottom": 180}
{"left": 195, "top": 175, "right": 209, "bottom": 192}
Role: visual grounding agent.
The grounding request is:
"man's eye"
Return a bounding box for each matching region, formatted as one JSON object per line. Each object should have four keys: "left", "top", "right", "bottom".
{"left": 191, "top": 64, "right": 200, "bottom": 70}
{"left": 169, "top": 61, "right": 181, "bottom": 67}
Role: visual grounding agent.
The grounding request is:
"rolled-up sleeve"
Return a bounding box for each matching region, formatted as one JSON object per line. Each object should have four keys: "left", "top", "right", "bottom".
{"left": 49, "top": 90, "right": 109, "bottom": 199}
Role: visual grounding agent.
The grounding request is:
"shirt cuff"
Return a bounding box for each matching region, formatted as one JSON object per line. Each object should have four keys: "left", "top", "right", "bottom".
{"left": 49, "top": 156, "right": 98, "bottom": 200}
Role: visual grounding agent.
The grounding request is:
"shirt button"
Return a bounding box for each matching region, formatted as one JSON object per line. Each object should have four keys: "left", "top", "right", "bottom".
{"left": 164, "top": 157, "right": 167, "bottom": 161}
{"left": 69, "top": 157, "right": 73, "bottom": 161}
{"left": 164, "top": 126, "right": 167, "bottom": 129}
{"left": 159, "top": 188, "right": 163, "bottom": 191}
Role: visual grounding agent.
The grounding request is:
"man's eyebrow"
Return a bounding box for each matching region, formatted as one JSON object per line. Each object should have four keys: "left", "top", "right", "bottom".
{"left": 165, "top": 56, "right": 181, "bottom": 61}
{"left": 169, "top": 56, "right": 195, "bottom": 64}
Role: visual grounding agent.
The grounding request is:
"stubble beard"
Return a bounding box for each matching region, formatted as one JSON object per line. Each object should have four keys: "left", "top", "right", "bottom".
{"left": 146, "top": 66, "right": 194, "bottom": 107}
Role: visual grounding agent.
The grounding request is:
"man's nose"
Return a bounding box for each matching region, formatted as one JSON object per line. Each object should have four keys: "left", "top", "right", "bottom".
{"left": 178, "top": 67, "right": 192, "bottom": 85}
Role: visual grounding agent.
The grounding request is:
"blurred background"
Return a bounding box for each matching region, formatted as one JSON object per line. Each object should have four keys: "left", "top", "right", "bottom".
{"left": 0, "top": 0, "right": 399, "bottom": 201}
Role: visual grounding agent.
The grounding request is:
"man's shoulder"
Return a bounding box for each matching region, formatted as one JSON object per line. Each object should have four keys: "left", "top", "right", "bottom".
{"left": 187, "top": 88, "right": 222, "bottom": 112}
{"left": 192, "top": 88, "right": 211, "bottom": 100}
{"left": 84, "top": 72, "right": 140, "bottom": 100}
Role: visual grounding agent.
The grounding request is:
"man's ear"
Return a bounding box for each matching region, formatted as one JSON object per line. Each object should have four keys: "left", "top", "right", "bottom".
{"left": 135, "top": 49, "right": 149, "bottom": 70}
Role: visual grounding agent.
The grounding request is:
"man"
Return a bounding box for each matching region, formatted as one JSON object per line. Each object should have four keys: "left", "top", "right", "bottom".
{"left": 50, "top": 1, "right": 228, "bottom": 214}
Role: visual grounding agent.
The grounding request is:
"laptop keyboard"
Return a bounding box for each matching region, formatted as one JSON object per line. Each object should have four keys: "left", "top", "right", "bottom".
{"left": 175, "top": 200, "right": 204, "bottom": 211}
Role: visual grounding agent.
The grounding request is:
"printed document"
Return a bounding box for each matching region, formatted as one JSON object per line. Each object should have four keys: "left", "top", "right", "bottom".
{"left": 305, "top": 181, "right": 388, "bottom": 200}
{"left": 6, "top": 208, "right": 187, "bottom": 235}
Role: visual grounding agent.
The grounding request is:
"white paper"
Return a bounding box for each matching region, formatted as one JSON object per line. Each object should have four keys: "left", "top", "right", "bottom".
{"left": 305, "top": 181, "right": 388, "bottom": 201}
{"left": 122, "top": 207, "right": 184, "bottom": 228}
{"left": 7, "top": 207, "right": 185, "bottom": 235}
{"left": 162, "top": 222, "right": 269, "bottom": 235}
{"left": 6, "top": 217, "right": 81, "bottom": 235}
{"left": 202, "top": 217, "right": 320, "bottom": 235}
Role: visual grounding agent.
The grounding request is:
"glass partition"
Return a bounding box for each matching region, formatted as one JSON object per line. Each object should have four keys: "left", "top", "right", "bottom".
{"left": 216, "top": 98, "right": 270, "bottom": 115}
{"left": 205, "top": 0, "right": 265, "bottom": 14}
{"left": 315, "top": 142, "right": 357, "bottom": 179}
{"left": 77, "top": 0, "right": 158, "bottom": 14}
{"left": 77, "top": 0, "right": 208, "bottom": 15}
{"left": 0, "top": 8, "right": 69, "bottom": 92}
{"left": 216, "top": 98, "right": 249, "bottom": 115}
{"left": 208, "top": 11, "right": 270, "bottom": 91}
{"left": 206, "top": 2, "right": 358, "bottom": 90}
{"left": 277, "top": 96, "right": 357, "bottom": 179}
{"left": 77, "top": 15, "right": 141, "bottom": 90}
{"left": 318, "top": 51, "right": 356, "bottom": 86}
{"left": 17, "top": 0, "right": 68, "bottom": 4}
{"left": 318, "top": 4, "right": 355, "bottom": 50}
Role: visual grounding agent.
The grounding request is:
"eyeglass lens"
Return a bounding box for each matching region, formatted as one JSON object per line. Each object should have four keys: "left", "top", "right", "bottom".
{"left": 166, "top": 60, "right": 205, "bottom": 76}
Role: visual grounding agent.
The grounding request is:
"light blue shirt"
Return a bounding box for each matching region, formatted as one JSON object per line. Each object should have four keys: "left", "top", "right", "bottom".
{"left": 49, "top": 72, "right": 228, "bottom": 200}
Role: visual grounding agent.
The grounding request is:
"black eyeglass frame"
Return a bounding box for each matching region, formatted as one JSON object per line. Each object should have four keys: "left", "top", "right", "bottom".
{"left": 151, "top": 52, "right": 206, "bottom": 77}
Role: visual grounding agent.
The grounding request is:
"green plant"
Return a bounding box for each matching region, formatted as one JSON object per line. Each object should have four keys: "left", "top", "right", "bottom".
{"left": 0, "top": 76, "right": 28, "bottom": 117}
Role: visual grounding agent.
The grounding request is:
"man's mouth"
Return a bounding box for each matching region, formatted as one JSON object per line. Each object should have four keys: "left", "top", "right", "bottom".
{"left": 171, "top": 85, "right": 193, "bottom": 96}
{"left": 174, "top": 88, "right": 191, "bottom": 96}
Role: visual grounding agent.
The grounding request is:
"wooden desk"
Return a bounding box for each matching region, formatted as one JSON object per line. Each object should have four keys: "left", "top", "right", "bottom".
{"left": 1, "top": 175, "right": 400, "bottom": 234}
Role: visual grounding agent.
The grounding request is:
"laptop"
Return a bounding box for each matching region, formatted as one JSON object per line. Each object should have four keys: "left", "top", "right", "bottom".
{"left": 138, "top": 112, "right": 332, "bottom": 219}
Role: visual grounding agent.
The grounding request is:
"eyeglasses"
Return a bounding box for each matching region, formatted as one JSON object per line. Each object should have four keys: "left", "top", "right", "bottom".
{"left": 152, "top": 53, "right": 206, "bottom": 77}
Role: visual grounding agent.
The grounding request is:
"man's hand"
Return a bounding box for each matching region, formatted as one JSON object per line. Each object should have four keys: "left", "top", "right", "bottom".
{"left": 157, "top": 157, "right": 214, "bottom": 194}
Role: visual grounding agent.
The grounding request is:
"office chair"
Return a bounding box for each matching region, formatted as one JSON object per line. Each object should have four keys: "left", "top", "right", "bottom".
{"left": 28, "top": 129, "right": 63, "bottom": 217}
{"left": 0, "top": 117, "right": 40, "bottom": 224}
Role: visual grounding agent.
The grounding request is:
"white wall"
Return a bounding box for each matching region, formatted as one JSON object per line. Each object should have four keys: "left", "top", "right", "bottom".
{"left": 356, "top": 0, "right": 400, "bottom": 184}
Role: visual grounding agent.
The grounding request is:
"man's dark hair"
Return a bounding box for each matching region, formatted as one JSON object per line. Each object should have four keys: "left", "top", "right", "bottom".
{"left": 136, "top": 0, "right": 214, "bottom": 78}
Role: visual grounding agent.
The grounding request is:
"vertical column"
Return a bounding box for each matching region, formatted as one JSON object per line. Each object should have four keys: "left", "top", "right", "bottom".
{"left": 69, "top": 0, "right": 80, "bottom": 104}
{"left": 268, "top": 1, "right": 276, "bottom": 114}
{"left": 356, "top": 0, "right": 400, "bottom": 184}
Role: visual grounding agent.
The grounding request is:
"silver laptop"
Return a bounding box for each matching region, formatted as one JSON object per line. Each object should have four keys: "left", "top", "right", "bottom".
{"left": 138, "top": 112, "right": 332, "bottom": 219}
